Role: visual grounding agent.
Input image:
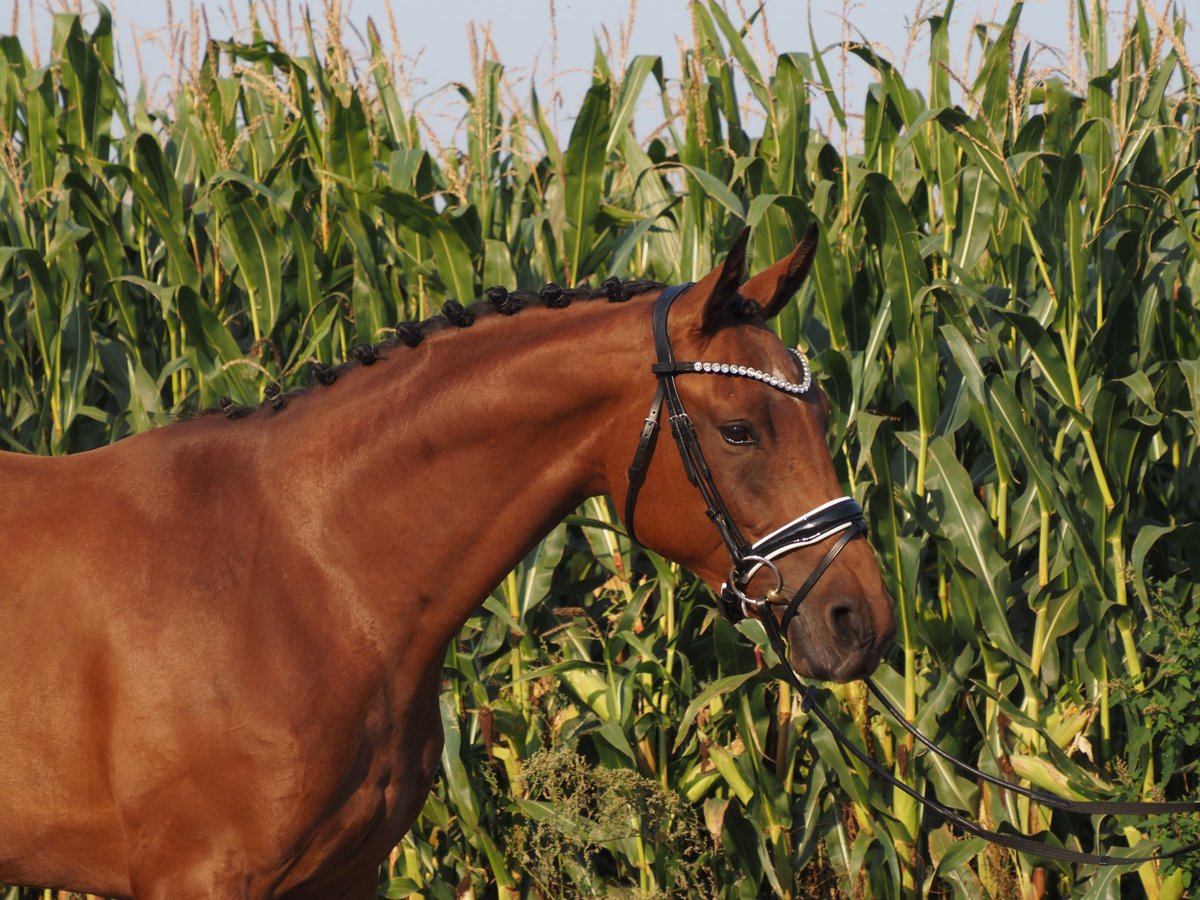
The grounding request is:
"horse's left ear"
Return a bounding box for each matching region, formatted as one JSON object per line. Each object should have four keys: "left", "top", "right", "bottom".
{"left": 739, "top": 223, "right": 819, "bottom": 319}
{"left": 692, "top": 226, "right": 751, "bottom": 335}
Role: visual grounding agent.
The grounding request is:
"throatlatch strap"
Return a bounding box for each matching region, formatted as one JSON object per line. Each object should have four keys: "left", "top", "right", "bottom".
{"left": 624, "top": 382, "right": 664, "bottom": 546}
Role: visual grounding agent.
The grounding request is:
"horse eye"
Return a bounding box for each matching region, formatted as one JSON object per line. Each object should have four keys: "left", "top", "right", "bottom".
{"left": 719, "top": 423, "right": 756, "bottom": 446}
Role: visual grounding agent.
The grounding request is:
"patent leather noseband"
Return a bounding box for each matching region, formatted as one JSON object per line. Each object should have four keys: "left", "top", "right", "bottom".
{"left": 624, "top": 283, "right": 1200, "bottom": 866}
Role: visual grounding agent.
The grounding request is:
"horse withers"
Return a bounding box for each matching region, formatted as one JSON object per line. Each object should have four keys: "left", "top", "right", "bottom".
{"left": 0, "top": 227, "right": 895, "bottom": 898}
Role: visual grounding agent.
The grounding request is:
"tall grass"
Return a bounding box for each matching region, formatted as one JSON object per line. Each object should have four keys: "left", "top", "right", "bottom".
{"left": 2, "top": 1, "right": 1199, "bottom": 897}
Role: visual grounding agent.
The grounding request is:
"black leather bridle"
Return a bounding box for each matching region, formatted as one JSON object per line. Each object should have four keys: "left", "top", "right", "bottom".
{"left": 625, "top": 282, "right": 1200, "bottom": 866}
{"left": 624, "top": 283, "right": 867, "bottom": 628}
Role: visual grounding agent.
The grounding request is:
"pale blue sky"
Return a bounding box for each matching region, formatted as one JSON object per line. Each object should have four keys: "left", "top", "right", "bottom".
{"left": 12, "top": 0, "right": 1198, "bottom": 144}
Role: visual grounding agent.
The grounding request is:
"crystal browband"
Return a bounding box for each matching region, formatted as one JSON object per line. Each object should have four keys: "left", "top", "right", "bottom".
{"left": 651, "top": 348, "right": 812, "bottom": 396}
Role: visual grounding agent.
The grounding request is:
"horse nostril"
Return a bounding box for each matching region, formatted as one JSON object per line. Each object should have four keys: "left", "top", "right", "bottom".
{"left": 827, "top": 602, "right": 872, "bottom": 651}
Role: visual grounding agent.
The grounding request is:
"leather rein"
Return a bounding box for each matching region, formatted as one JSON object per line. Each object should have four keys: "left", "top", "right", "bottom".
{"left": 624, "top": 282, "right": 1200, "bottom": 866}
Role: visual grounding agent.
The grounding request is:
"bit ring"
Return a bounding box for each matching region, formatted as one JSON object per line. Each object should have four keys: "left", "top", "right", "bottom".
{"left": 727, "top": 555, "right": 786, "bottom": 616}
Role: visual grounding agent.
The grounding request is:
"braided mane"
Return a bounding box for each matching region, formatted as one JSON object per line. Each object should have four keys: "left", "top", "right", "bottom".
{"left": 215, "top": 278, "right": 668, "bottom": 418}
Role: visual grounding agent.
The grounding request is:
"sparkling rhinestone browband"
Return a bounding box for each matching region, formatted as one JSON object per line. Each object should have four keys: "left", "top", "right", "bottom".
{"left": 687, "top": 348, "right": 812, "bottom": 396}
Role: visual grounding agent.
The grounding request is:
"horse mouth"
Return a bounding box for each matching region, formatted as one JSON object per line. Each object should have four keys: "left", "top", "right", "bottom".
{"left": 786, "top": 600, "right": 891, "bottom": 683}
{"left": 786, "top": 650, "right": 882, "bottom": 684}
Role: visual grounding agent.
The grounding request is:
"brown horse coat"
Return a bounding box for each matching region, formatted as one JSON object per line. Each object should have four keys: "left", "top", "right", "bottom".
{"left": 0, "top": 233, "right": 894, "bottom": 897}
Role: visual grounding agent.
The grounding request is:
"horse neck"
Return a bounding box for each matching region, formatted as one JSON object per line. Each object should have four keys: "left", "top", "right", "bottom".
{"left": 267, "top": 299, "right": 650, "bottom": 667}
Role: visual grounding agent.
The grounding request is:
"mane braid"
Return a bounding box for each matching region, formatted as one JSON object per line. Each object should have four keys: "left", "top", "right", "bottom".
{"left": 203, "top": 278, "right": 667, "bottom": 419}
{"left": 312, "top": 362, "right": 338, "bottom": 385}
{"left": 264, "top": 383, "right": 285, "bottom": 410}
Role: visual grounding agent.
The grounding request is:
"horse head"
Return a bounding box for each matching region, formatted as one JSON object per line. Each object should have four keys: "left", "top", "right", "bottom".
{"left": 614, "top": 226, "right": 896, "bottom": 682}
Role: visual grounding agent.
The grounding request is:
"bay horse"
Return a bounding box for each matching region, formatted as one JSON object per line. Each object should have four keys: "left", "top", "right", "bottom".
{"left": 0, "top": 227, "right": 895, "bottom": 898}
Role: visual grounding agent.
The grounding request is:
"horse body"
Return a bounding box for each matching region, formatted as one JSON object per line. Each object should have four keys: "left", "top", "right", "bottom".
{"left": 0, "top": 298, "right": 651, "bottom": 897}
{"left": 0, "top": 234, "right": 895, "bottom": 897}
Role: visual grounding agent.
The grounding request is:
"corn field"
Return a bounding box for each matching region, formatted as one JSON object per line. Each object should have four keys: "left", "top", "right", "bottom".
{"left": 2, "top": 1, "right": 1199, "bottom": 897}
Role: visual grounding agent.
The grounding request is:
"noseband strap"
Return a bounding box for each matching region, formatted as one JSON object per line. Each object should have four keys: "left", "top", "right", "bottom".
{"left": 722, "top": 497, "right": 865, "bottom": 623}
{"left": 773, "top": 522, "right": 861, "bottom": 627}
{"left": 623, "top": 282, "right": 1200, "bottom": 867}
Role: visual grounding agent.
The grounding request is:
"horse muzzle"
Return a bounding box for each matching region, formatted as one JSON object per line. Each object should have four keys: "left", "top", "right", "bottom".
{"left": 719, "top": 497, "right": 894, "bottom": 682}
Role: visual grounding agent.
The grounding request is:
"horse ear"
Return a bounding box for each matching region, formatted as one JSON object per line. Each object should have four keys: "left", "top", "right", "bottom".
{"left": 739, "top": 223, "right": 819, "bottom": 320}
{"left": 693, "top": 226, "right": 751, "bottom": 334}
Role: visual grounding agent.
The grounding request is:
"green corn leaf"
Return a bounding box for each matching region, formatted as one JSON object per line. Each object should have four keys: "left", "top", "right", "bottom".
{"left": 708, "top": 3, "right": 771, "bottom": 114}
{"left": 210, "top": 178, "right": 284, "bottom": 341}
{"left": 972, "top": 1, "right": 1024, "bottom": 136}
{"left": 808, "top": 15, "right": 844, "bottom": 129}
{"left": 24, "top": 68, "right": 58, "bottom": 203}
{"left": 986, "top": 377, "right": 1059, "bottom": 505}
{"left": 607, "top": 56, "right": 663, "bottom": 156}
{"left": 773, "top": 53, "right": 811, "bottom": 197}
{"left": 176, "top": 285, "right": 255, "bottom": 404}
{"left": 995, "top": 310, "right": 1083, "bottom": 421}
{"left": 926, "top": 437, "right": 1026, "bottom": 664}
{"left": 663, "top": 162, "right": 746, "bottom": 222}
{"left": 1130, "top": 523, "right": 1200, "bottom": 608}
{"left": 858, "top": 173, "right": 935, "bottom": 443}
{"left": 105, "top": 162, "right": 200, "bottom": 292}
{"left": 328, "top": 84, "right": 373, "bottom": 193}
{"left": 563, "top": 82, "right": 611, "bottom": 284}
{"left": 673, "top": 671, "right": 758, "bottom": 753}
{"left": 953, "top": 167, "right": 999, "bottom": 273}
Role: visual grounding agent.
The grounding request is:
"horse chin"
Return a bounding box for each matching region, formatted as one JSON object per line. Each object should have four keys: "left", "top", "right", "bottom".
{"left": 785, "top": 647, "right": 879, "bottom": 684}
{"left": 782, "top": 653, "right": 823, "bottom": 681}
